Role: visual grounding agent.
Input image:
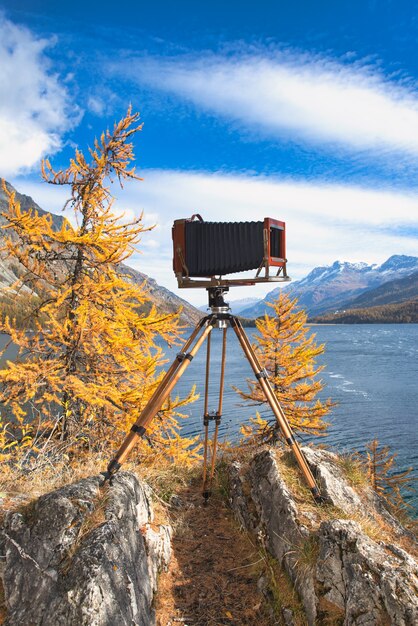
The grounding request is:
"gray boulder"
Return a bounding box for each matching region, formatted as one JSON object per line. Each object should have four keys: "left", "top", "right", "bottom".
{"left": 0, "top": 472, "right": 171, "bottom": 626}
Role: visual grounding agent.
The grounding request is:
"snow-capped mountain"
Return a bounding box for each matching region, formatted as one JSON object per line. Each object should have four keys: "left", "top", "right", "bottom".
{"left": 240, "top": 256, "right": 418, "bottom": 318}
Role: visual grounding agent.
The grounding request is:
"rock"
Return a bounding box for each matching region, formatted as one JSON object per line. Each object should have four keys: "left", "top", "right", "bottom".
{"left": 228, "top": 461, "right": 255, "bottom": 530}
{"left": 303, "top": 447, "right": 410, "bottom": 537}
{"left": 0, "top": 472, "right": 171, "bottom": 626}
{"left": 248, "top": 450, "right": 318, "bottom": 625}
{"left": 143, "top": 524, "right": 172, "bottom": 595}
{"left": 302, "top": 447, "right": 364, "bottom": 512}
{"left": 281, "top": 607, "right": 295, "bottom": 626}
{"left": 229, "top": 447, "right": 418, "bottom": 626}
{"left": 168, "top": 494, "right": 183, "bottom": 509}
{"left": 318, "top": 519, "right": 418, "bottom": 625}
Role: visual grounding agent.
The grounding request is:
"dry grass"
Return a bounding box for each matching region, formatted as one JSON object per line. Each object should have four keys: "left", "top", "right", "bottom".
{"left": 0, "top": 448, "right": 201, "bottom": 519}
{"left": 336, "top": 452, "right": 369, "bottom": 488}
{"left": 273, "top": 448, "right": 418, "bottom": 558}
{"left": 293, "top": 535, "right": 320, "bottom": 577}
{"left": 255, "top": 548, "right": 308, "bottom": 626}
{"left": 0, "top": 451, "right": 109, "bottom": 516}
{"left": 155, "top": 474, "right": 276, "bottom": 626}
{"left": 316, "top": 597, "right": 345, "bottom": 626}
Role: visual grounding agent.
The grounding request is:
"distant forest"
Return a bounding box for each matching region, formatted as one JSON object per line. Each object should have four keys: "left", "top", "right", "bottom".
{"left": 311, "top": 299, "right": 418, "bottom": 324}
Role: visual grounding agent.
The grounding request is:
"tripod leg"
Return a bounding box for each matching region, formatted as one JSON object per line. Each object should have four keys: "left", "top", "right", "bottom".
{"left": 231, "top": 317, "right": 322, "bottom": 501}
{"left": 209, "top": 326, "right": 227, "bottom": 481}
{"left": 202, "top": 326, "right": 228, "bottom": 502}
{"left": 202, "top": 332, "right": 211, "bottom": 497}
{"left": 104, "top": 317, "right": 215, "bottom": 480}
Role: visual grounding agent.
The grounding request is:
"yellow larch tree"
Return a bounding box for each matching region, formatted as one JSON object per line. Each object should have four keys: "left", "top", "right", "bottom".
{"left": 238, "top": 292, "right": 332, "bottom": 444}
{"left": 0, "top": 108, "right": 199, "bottom": 468}
{"left": 365, "top": 439, "right": 416, "bottom": 518}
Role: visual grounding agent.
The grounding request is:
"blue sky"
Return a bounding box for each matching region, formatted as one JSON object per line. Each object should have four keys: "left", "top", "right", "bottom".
{"left": 1, "top": 1, "right": 418, "bottom": 304}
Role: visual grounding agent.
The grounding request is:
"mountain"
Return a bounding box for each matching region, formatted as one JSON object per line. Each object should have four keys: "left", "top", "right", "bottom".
{"left": 310, "top": 270, "right": 418, "bottom": 323}
{"left": 311, "top": 299, "right": 418, "bottom": 324}
{"left": 341, "top": 269, "right": 418, "bottom": 309}
{"left": 0, "top": 181, "right": 202, "bottom": 325}
{"left": 119, "top": 265, "right": 202, "bottom": 324}
{"left": 240, "top": 256, "right": 418, "bottom": 318}
{"left": 0, "top": 181, "right": 65, "bottom": 229}
{"left": 0, "top": 181, "right": 66, "bottom": 293}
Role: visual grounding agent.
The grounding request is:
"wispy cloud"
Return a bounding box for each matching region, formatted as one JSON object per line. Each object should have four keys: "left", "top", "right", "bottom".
{"left": 19, "top": 170, "right": 417, "bottom": 305}
{"left": 122, "top": 50, "right": 418, "bottom": 160}
{"left": 0, "top": 15, "right": 79, "bottom": 177}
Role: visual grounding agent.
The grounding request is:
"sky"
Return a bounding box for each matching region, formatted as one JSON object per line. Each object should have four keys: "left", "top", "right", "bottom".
{"left": 1, "top": 0, "right": 418, "bottom": 305}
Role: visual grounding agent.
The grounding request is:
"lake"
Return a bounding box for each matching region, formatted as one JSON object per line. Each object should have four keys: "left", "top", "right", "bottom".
{"left": 1, "top": 324, "right": 417, "bottom": 512}
{"left": 162, "top": 324, "right": 418, "bottom": 512}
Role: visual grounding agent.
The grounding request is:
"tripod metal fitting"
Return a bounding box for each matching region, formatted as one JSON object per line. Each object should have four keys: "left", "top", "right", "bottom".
{"left": 103, "top": 287, "right": 322, "bottom": 503}
{"left": 207, "top": 286, "right": 230, "bottom": 328}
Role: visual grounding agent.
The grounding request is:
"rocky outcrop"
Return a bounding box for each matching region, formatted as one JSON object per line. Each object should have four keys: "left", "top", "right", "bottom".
{"left": 317, "top": 519, "right": 418, "bottom": 625}
{"left": 0, "top": 472, "right": 171, "bottom": 626}
{"left": 229, "top": 447, "right": 418, "bottom": 626}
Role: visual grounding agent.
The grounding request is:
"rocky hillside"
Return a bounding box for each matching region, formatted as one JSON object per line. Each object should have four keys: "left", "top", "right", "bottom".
{"left": 120, "top": 265, "right": 202, "bottom": 325}
{"left": 0, "top": 181, "right": 201, "bottom": 326}
{"left": 240, "top": 256, "right": 418, "bottom": 318}
{"left": 340, "top": 269, "right": 418, "bottom": 309}
{"left": 1, "top": 448, "right": 417, "bottom": 625}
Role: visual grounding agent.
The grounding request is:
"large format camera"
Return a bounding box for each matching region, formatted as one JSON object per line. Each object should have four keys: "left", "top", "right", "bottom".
{"left": 106, "top": 213, "right": 321, "bottom": 502}
{"left": 172, "top": 215, "right": 289, "bottom": 287}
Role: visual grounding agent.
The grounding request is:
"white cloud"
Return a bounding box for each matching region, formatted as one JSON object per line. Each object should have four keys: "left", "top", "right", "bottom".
{"left": 113, "top": 170, "right": 418, "bottom": 304}
{"left": 126, "top": 51, "right": 418, "bottom": 158}
{"left": 0, "top": 15, "right": 78, "bottom": 177}
{"left": 87, "top": 96, "right": 105, "bottom": 116}
{"left": 14, "top": 170, "right": 418, "bottom": 306}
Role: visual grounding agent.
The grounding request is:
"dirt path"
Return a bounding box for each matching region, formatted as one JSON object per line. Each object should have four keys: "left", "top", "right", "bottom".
{"left": 155, "top": 479, "right": 274, "bottom": 626}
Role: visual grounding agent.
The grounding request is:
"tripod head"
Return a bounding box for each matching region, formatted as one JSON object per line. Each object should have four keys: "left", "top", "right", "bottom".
{"left": 207, "top": 287, "right": 230, "bottom": 329}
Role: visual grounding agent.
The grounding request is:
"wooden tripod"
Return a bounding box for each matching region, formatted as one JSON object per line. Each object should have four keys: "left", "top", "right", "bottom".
{"left": 103, "top": 289, "right": 322, "bottom": 502}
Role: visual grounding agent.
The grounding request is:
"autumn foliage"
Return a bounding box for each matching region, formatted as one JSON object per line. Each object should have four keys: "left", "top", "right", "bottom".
{"left": 239, "top": 293, "right": 332, "bottom": 443}
{"left": 365, "top": 439, "right": 416, "bottom": 519}
{"left": 0, "top": 109, "right": 200, "bottom": 471}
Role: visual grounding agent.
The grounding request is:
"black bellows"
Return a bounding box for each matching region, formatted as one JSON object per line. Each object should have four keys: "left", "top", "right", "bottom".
{"left": 184, "top": 220, "right": 265, "bottom": 277}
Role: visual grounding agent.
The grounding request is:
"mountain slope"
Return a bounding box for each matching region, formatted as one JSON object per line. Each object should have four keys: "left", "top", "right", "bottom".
{"left": 240, "top": 256, "right": 418, "bottom": 318}
{"left": 0, "top": 181, "right": 66, "bottom": 293}
{"left": 312, "top": 298, "right": 418, "bottom": 323}
{"left": 0, "top": 181, "right": 202, "bottom": 325}
{"left": 341, "top": 269, "right": 418, "bottom": 309}
{"left": 120, "top": 265, "right": 202, "bottom": 324}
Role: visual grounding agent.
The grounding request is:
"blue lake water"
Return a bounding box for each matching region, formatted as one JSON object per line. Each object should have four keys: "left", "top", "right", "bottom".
{"left": 1, "top": 325, "right": 417, "bottom": 511}
{"left": 161, "top": 324, "right": 418, "bottom": 512}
